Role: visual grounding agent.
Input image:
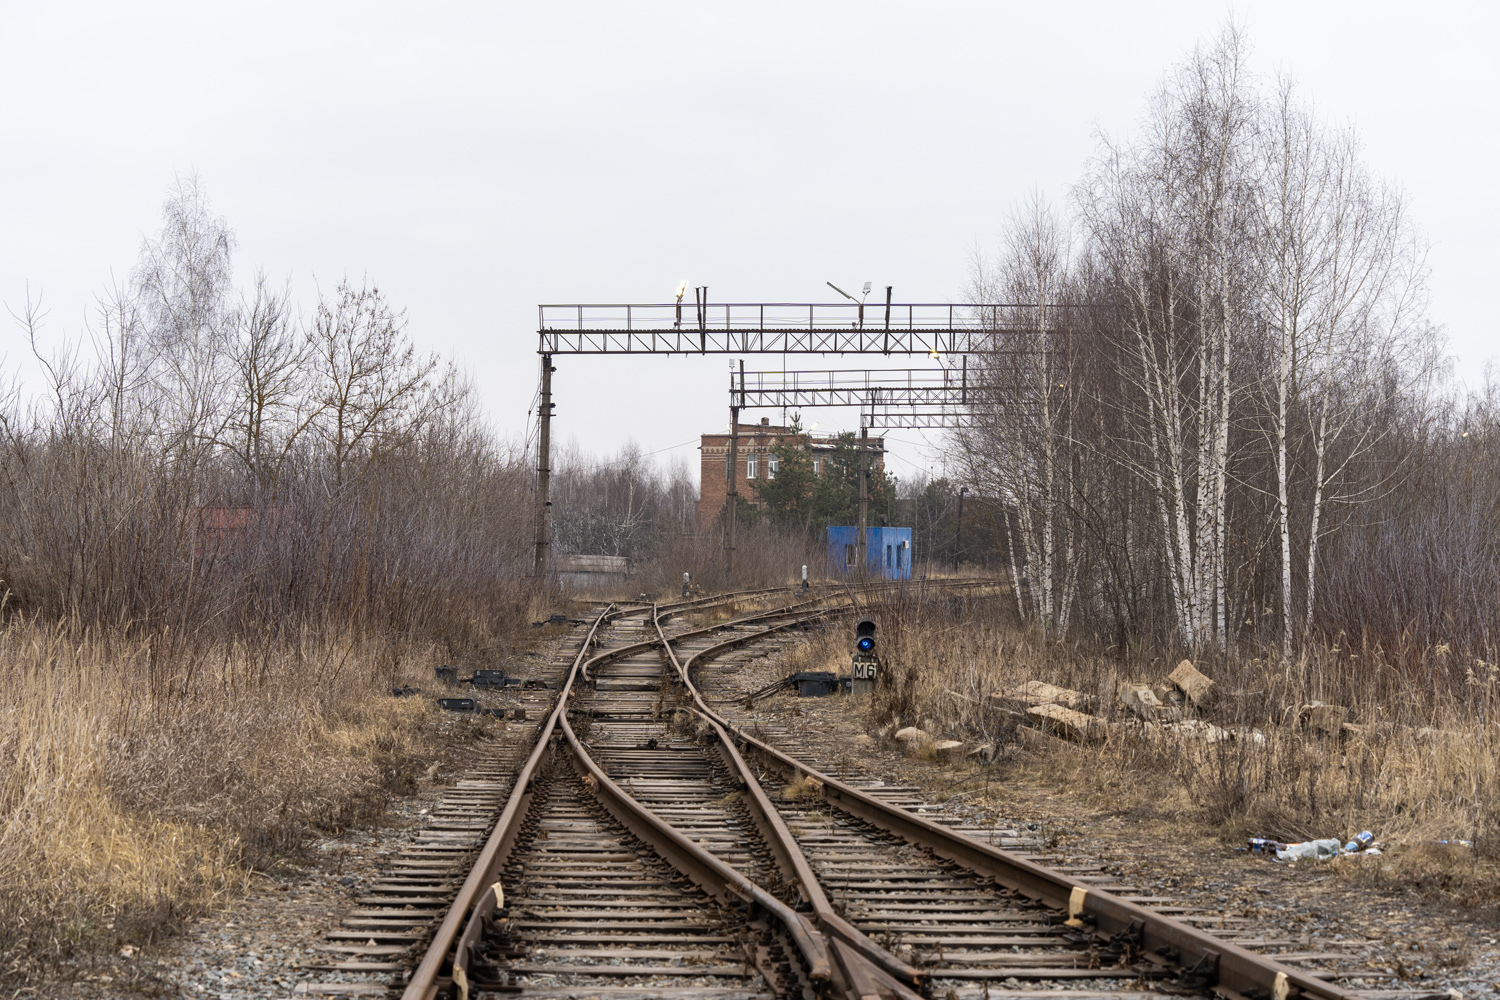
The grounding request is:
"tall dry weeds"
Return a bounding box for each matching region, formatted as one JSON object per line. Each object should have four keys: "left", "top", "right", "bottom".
{"left": 865, "top": 591, "right": 1500, "bottom": 864}
{"left": 0, "top": 610, "right": 480, "bottom": 975}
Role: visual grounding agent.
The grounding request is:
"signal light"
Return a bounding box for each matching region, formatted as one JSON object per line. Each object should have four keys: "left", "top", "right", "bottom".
{"left": 855, "top": 618, "right": 876, "bottom": 653}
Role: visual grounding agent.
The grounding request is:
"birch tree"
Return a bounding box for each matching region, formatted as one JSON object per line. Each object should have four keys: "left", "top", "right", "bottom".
{"left": 1295, "top": 128, "right": 1431, "bottom": 643}
{"left": 962, "top": 194, "right": 1080, "bottom": 636}
{"left": 131, "top": 174, "right": 238, "bottom": 471}
{"left": 1256, "top": 81, "right": 1325, "bottom": 662}
{"left": 1076, "top": 25, "right": 1259, "bottom": 651}
{"left": 1256, "top": 83, "right": 1432, "bottom": 658}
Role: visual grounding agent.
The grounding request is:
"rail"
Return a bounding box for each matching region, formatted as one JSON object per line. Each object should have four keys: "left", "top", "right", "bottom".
{"left": 403, "top": 592, "right": 839, "bottom": 1000}
{"left": 401, "top": 603, "right": 614, "bottom": 1000}
{"left": 666, "top": 608, "right": 1365, "bottom": 1000}
{"left": 652, "top": 607, "right": 926, "bottom": 998}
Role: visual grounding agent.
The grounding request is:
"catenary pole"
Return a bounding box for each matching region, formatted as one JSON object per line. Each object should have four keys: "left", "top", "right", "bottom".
{"left": 533, "top": 354, "right": 553, "bottom": 577}
{"left": 858, "top": 421, "right": 869, "bottom": 576}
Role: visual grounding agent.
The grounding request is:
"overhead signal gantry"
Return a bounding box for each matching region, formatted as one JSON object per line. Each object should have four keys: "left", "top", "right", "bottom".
{"left": 532, "top": 295, "right": 1028, "bottom": 578}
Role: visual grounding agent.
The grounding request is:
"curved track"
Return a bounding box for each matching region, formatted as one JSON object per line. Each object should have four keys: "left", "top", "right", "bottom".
{"left": 291, "top": 585, "right": 1382, "bottom": 1000}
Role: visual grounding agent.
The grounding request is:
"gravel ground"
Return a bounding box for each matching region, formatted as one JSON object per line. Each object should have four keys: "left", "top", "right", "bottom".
{"left": 28, "top": 785, "right": 443, "bottom": 999}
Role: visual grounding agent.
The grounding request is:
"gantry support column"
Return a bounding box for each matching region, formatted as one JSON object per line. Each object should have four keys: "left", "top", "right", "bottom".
{"left": 857, "top": 422, "right": 869, "bottom": 577}
{"left": 533, "top": 354, "right": 553, "bottom": 577}
{"left": 726, "top": 361, "right": 743, "bottom": 580}
{"left": 727, "top": 406, "right": 739, "bottom": 579}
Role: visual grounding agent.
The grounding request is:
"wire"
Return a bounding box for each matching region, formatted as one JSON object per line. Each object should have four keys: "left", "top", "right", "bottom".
{"left": 555, "top": 437, "right": 702, "bottom": 475}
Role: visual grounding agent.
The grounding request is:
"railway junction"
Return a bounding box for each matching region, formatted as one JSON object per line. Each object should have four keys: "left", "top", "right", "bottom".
{"left": 225, "top": 583, "right": 1459, "bottom": 1000}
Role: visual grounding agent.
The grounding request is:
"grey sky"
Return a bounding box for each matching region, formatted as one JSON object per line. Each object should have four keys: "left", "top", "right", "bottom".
{"left": 4, "top": 1, "right": 1495, "bottom": 487}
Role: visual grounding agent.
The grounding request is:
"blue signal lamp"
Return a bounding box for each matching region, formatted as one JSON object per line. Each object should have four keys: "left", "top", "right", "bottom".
{"left": 857, "top": 636, "right": 875, "bottom": 652}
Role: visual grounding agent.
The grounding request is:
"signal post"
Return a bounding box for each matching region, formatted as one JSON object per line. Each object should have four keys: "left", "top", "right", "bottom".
{"left": 850, "top": 617, "right": 879, "bottom": 696}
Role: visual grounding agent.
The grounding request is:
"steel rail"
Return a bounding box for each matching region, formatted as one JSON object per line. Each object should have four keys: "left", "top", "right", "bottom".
{"left": 579, "top": 599, "right": 831, "bottom": 686}
{"left": 673, "top": 620, "right": 1364, "bottom": 1000}
{"left": 651, "top": 609, "right": 927, "bottom": 1000}
{"left": 612, "top": 583, "right": 795, "bottom": 622}
{"left": 405, "top": 597, "right": 838, "bottom": 1000}
{"left": 402, "top": 604, "right": 615, "bottom": 1000}
{"left": 402, "top": 581, "right": 1002, "bottom": 1000}
{"left": 554, "top": 701, "right": 833, "bottom": 989}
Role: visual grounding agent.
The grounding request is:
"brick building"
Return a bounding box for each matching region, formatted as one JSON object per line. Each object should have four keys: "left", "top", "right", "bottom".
{"left": 697, "top": 417, "right": 885, "bottom": 525}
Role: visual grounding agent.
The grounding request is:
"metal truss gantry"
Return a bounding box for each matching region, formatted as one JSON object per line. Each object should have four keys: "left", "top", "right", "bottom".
{"left": 532, "top": 299, "right": 1026, "bottom": 578}
{"left": 731, "top": 367, "right": 975, "bottom": 430}
{"left": 537, "top": 301, "right": 1018, "bottom": 356}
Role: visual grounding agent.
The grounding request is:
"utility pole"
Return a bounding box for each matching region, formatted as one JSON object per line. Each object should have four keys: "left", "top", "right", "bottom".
{"left": 533, "top": 354, "right": 554, "bottom": 577}
{"left": 726, "top": 360, "right": 742, "bottom": 579}
{"left": 857, "top": 421, "right": 869, "bottom": 577}
{"left": 954, "top": 485, "right": 967, "bottom": 572}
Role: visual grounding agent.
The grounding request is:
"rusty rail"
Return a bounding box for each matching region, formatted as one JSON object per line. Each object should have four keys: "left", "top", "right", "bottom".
{"left": 403, "top": 596, "right": 837, "bottom": 1000}
{"left": 652, "top": 608, "right": 926, "bottom": 1000}
{"left": 401, "top": 604, "right": 616, "bottom": 1000}
{"left": 667, "top": 614, "right": 1365, "bottom": 1000}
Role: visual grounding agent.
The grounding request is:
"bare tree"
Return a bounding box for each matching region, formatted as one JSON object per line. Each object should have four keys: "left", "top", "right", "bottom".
{"left": 307, "top": 278, "right": 440, "bottom": 488}
{"left": 961, "top": 193, "right": 1081, "bottom": 636}
{"left": 131, "top": 174, "right": 238, "bottom": 471}
{"left": 220, "top": 273, "right": 315, "bottom": 498}
{"left": 1075, "top": 25, "right": 1260, "bottom": 651}
{"left": 1255, "top": 82, "right": 1434, "bottom": 658}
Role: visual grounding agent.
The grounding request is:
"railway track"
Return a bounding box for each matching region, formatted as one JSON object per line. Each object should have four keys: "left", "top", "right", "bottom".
{"left": 294, "top": 585, "right": 1387, "bottom": 1000}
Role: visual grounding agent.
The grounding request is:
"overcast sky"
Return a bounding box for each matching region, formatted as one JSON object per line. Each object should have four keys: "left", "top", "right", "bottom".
{"left": 4, "top": 1, "right": 1495, "bottom": 487}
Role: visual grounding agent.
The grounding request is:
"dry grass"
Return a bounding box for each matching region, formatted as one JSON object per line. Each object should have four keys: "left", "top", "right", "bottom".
{"left": 864, "top": 592, "right": 1500, "bottom": 890}
{"left": 0, "top": 613, "right": 467, "bottom": 977}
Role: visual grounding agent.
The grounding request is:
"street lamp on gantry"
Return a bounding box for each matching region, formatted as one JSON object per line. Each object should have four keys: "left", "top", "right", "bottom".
{"left": 827, "top": 280, "right": 872, "bottom": 328}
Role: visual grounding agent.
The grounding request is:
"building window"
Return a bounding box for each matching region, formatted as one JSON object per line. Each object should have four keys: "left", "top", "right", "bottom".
{"left": 768, "top": 453, "right": 778, "bottom": 479}
{"left": 746, "top": 453, "right": 758, "bottom": 479}
{"left": 813, "top": 455, "right": 822, "bottom": 475}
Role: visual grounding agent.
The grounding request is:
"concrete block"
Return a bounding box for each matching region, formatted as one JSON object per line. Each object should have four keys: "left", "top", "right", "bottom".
{"left": 1024, "top": 703, "right": 1111, "bottom": 744}
{"left": 1168, "top": 660, "right": 1216, "bottom": 707}
{"left": 995, "top": 680, "right": 1088, "bottom": 711}
{"left": 1298, "top": 703, "right": 1350, "bottom": 735}
{"left": 1121, "top": 682, "right": 1181, "bottom": 722}
{"left": 1162, "top": 719, "right": 1232, "bottom": 743}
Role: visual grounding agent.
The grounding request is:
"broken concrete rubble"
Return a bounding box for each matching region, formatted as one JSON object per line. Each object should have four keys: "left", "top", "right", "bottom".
{"left": 1025, "top": 703, "right": 1112, "bottom": 744}
{"left": 1298, "top": 702, "right": 1350, "bottom": 735}
{"left": 995, "top": 679, "right": 1090, "bottom": 711}
{"left": 1167, "top": 659, "right": 1216, "bottom": 707}
{"left": 1121, "top": 682, "right": 1182, "bottom": 722}
{"left": 1161, "top": 718, "right": 1232, "bottom": 743}
{"left": 931, "top": 739, "right": 964, "bottom": 759}
{"left": 1151, "top": 679, "right": 1186, "bottom": 707}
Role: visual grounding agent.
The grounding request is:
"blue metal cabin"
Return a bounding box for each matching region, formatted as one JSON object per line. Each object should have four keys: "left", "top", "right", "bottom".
{"left": 826, "top": 526, "right": 913, "bottom": 580}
